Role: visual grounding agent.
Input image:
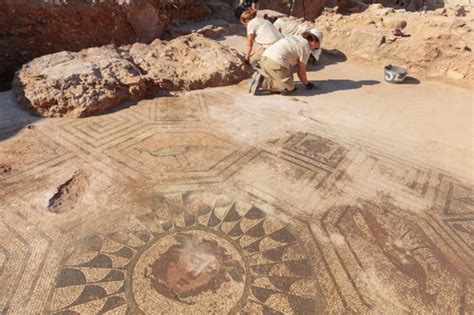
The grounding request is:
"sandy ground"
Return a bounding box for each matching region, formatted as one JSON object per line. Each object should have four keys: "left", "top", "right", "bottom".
{"left": 0, "top": 34, "right": 472, "bottom": 314}
{"left": 221, "top": 34, "right": 474, "bottom": 180}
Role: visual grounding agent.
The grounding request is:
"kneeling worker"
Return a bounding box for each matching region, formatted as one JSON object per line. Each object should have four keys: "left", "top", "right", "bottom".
{"left": 240, "top": 9, "right": 283, "bottom": 65}
{"left": 249, "top": 29, "right": 320, "bottom": 95}
{"left": 271, "top": 15, "right": 324, "bottom": 63}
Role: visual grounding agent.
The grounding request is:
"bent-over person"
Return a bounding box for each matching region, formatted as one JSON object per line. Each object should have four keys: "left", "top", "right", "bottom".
{"left": 248, "top": 29, "right": 320, "bottom": 95}
{"left": 269, "top": 15, "right": 324, "bottom": 63}
{"left": 240, "top": 9, "right": 283, "bottom": 66}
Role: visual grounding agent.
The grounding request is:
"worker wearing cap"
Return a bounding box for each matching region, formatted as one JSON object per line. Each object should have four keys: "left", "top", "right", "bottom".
{"left": 249, "top": 29, "right": 320, "bottom": 95}
{"left": 240, "top": 9, "right": 283, "bottom": 66}
{"left": 272, "top": 16, "right": 324, "bottom": 62}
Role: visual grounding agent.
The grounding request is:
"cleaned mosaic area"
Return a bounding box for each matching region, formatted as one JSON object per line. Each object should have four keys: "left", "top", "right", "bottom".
{"left": 0, "top": 90, "right": 472, "bottom": 314}
{"left": 48, "top": 191, "right": 320, "bottom": 314}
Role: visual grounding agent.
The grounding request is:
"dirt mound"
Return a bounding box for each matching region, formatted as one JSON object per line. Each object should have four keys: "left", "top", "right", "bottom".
{"left": 317, "top": 4, "right": 474, "bottom": 81}
{"left": 0, "top": 0, "right": 211, "bottom": 91}
{"left": 13, "top": 47, "right": 147, "bottom": 118}
{"left": 128, "top": 34, "right": 250, "bottom": 91}
{"left": 12, "top": 34, "right": 252, "bottom": 118}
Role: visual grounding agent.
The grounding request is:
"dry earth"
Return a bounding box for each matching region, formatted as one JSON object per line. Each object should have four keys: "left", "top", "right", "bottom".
{"left": 13, "top": 34, "right": 252, "bottom": 117}
{"left": 317, "top": 4, "right": 474, "bottom": 81}
{"left": 0, "top": 5, "right": 473, "bottom": 315}
{"left": 0, "top": 0, "right": 211, "bottom": 90}
{"left": 0, "top": 33, "right": 473, "bottom": 312}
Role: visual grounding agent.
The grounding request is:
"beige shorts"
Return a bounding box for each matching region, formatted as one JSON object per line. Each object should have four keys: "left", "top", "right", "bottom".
{"left": 250, "top": 44, "right": 265, "bottom": 63}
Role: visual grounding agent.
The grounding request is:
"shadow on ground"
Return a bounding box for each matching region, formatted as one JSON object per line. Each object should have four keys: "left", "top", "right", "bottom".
{"left": 0, "top": 91, "right": 40, "bottom": 142}
{"left": 310, "top": 49, "right": 348, "bottom": 71}
{"left": 403, "top": 76, "right": 421, "bottom": 85}
{"left": 293, "top": 79, "right": 381, "bottom": 96}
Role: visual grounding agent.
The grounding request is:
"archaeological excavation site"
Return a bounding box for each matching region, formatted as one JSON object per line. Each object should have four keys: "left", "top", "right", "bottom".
{"left": 0, "top": 0, "right": 473, "bottom": 313}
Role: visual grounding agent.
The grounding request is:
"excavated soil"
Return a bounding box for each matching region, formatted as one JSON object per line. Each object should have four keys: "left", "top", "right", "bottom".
{"left": 12, "top": 34, "right": 252, "bottom": 117}
{"left": 0, "top": 0, "right": 211, "bottom": 90}
{"left": 316, "top": 4, "right": 474, "bottom": 82}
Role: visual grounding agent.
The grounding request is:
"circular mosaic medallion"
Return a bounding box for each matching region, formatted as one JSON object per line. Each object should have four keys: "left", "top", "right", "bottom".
{"left": 48, "top": 191, "right": 320, "bottom": 314}
{"left": 130, "top": 229, "right": 246, "bottom": 313}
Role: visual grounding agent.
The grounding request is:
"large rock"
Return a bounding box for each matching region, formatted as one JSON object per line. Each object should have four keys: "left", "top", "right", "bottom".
{"left": 167, "top": 19, "right": 237, "bottom": 39}
{"left": 0, "top": 0, "right": 210, "bottom": 90}
{"left": 13, "top": 47, "right": 146, "bottom": 118}
{"left": 128, "top": 34, "right": 251, "bottom": 91}
{"left": 12, "top": 34, "right": 252, "bottom": 118}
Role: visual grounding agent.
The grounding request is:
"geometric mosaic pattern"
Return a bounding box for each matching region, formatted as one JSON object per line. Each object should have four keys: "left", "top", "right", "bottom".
{"left": 47, "top": 191, "right": 320, "bottom": 314}
{"left": 231, "top": 131, "right": 352, "bottom": 216}
{"left": 354, "top": 152, "right": 433, "bottom": 199}
{"left": 432, "top": 175, "right": 474, "bottom": 251}
{"left": 0, "top": 130, "right": 69, "bottom": 180}
{"left": 132, "top": 94, "right": 208, "bottom": 125}
{"left": 106, "top": 130, "right": 248, "bottom": 182}
{"left": 317, "top": 201, "right": 469, "bottom": 313}
{"left": 1, "top": 89, "right": 473, "bottom": 314}
{"left": 282, "top": 132, "right": 348, "bottom": 169}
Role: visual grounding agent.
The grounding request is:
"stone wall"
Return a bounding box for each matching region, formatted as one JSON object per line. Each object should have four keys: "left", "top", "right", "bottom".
{"left": 0, "top": 0, "right": 210, "bottom": 90}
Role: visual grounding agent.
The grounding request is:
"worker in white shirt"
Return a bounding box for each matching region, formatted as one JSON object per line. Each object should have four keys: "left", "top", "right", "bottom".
{"left": 273, "top": 16, "right": 310, "bottom": 36}
{"left": 240, "top": 9, "right": 283, "bottom": 66}
{"left": 248, "top": 29, "right": 320, "bottom": 95}
{"left": 267, "top": 15, "right": 324, "bottom": 63}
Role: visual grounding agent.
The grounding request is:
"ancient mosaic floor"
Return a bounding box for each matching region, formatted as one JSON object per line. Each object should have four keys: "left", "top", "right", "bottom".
{"left": 0, "top": 82, "right": 473, "bottom": 314}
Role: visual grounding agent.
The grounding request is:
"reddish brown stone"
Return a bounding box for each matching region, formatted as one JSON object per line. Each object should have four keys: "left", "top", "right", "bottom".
{"left": 0, "top": 0, "right": 211, "bottom": 90}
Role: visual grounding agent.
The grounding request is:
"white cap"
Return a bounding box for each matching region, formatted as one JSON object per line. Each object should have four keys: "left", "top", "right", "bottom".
{"left": 309, "top": 28, "right": 323, "bottom": 44}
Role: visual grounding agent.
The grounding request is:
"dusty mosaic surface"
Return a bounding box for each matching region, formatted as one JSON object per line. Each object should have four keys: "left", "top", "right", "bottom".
{"left": 47, "top": 191, "right": 320, "bottom": 314}
{"left": 0, "top": 89, "right": 472, "bottom": 314}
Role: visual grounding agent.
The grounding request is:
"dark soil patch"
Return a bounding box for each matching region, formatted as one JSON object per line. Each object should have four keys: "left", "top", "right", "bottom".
{"left": 48, "top": 170, "right": 88, "bottom": 214}
{"left": 0, "top": 164, "right": 12, "bottom": 174}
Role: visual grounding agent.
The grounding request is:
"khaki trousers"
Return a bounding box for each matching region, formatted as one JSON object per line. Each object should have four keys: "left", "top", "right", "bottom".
{"left": 260, "top": 56, "right": 294, "bottom": 92}
{"left": 250, "top": 44, "right": 265, "bottom": 64}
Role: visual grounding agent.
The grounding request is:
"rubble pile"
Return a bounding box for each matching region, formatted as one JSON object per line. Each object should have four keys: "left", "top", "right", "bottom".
{"left": 13, "top": 34, "right": 252, "bottom": 118}
{"left": 317, "top": 4, "right": 474, "bottom": 81}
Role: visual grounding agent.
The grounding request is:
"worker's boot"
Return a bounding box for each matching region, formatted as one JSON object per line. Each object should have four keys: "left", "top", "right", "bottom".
{"left": 248, "top": 72, "right": 264, "bottom": 95}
